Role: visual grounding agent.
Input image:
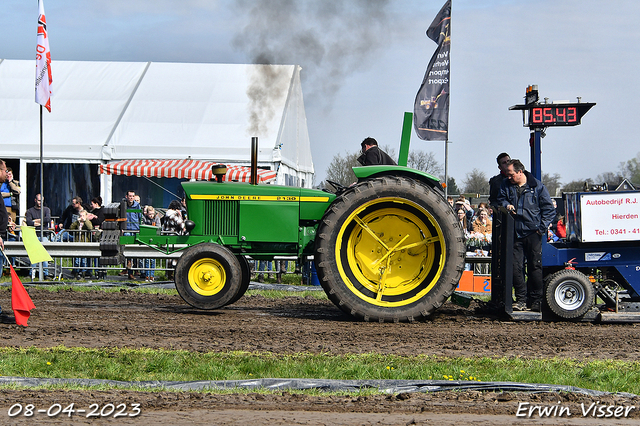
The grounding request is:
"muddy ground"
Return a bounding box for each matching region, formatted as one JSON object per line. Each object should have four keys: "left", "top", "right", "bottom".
{"left": 1, "top": 287, "right": 640, "bottom": 425}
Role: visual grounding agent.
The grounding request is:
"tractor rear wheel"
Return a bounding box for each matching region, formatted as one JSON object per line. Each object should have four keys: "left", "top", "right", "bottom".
{"left": 545, "top": 269, "right": 595, "bottom": 319}
{"left": 315, "top": 176, "right": 465, "bottom": 322}
{"left": 174, "top": 243, "right": 242, "bottom": 310}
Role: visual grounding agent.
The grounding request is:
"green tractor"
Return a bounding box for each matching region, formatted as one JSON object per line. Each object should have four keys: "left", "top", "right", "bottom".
{"left": 100, "top": 141, "right": 465, "bottom": 322}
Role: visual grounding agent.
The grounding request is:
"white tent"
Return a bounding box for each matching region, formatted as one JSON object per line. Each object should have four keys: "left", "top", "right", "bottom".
{"left": 0, "top": 59, "right": 314, "bottom": 214}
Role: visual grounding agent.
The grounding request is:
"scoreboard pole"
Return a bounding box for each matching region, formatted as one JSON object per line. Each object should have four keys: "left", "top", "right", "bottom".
{"left": 530, "top": 128, "right": 542, "bottom": 181}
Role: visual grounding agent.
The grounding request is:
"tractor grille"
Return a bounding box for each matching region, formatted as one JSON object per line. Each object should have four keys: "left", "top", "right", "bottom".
{"left": 203, "top": 200, "right": 239, "bottom": 236}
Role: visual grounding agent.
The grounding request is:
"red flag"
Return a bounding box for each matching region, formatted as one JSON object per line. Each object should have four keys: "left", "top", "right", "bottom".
{"left": 9, "top": 265, "right": 36, "bottom": 327}
{"left": 35, "top": 0, "right": 52, "bottom": 112}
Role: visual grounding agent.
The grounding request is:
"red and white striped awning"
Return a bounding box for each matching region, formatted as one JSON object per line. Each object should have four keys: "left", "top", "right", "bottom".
{"left": 99, "top": 159, "right": 277, "bottom": 183}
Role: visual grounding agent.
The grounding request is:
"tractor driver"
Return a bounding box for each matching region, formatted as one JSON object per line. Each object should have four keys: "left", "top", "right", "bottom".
{"left": 357, "top": 137, "right": 397, "bottom": 166}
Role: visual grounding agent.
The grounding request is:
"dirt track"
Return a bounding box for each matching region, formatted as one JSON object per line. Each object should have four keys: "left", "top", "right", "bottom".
{"left": 1, "top": 287, "right": 640, "bottom": 425}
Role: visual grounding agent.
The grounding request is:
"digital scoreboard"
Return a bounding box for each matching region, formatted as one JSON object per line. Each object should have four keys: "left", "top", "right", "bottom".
{"left": 527, "top": 104, "right": 594, "bottom": 127}
{"left": 509, "top": 86, "right": 595, "bottom": 128}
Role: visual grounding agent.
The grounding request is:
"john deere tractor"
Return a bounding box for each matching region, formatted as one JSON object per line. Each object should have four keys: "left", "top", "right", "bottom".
{"left": 100, "top": 139, "right": 465, "bottom": 322}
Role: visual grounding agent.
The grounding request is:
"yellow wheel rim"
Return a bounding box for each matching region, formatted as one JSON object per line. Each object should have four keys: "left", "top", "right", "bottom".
{"left": 336, "top": 197, "right": 446, "bottom": 307}
{"left": 188, "top": 258, "right": 227, "bottom": 296}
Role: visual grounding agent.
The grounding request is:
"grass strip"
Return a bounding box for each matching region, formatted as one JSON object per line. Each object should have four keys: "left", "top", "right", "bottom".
{"left": 0, "top": 347, "right": 638, "bottom": 394}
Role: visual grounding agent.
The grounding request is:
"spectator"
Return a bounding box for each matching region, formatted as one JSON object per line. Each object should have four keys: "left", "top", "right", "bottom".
{"left": 455, "top": 196, "right": 474, "bottom": 223}
{"left": 25, "top": 194, "right": 51, "bottom": 232}
{"left": 162, "top": 200, "right": 186, "bottom": 235}
{"left": 86, "top": 197, "right": 105, "bottom": 279}
{"left": 497, "top": 159, "right": 555, "bottom": 312}
{"left": 0, "top": 173, "right": 12, "bottom": 223}
{"left": 556, "top": 215, "right": 567, "bottom": 239}
{"left": 25, "top": 194, "right": 52, "bottom": 279}
{"left": 471, "top": 207, "right": 492, "bottom": 236}
{"left": 123, "top": 190, "right": 142, "bottom": 280}
{"left": 356, "top": 137, "right": 397, "bottom": 166}
{"left": 446, "top": 196, "right": 454, "bottom": 208}
{"left": 140, "top": 205, "right": 161, "bottom": 281}
{"left": 69, "top": 209, "right": 94, "bottom": 279}
{"left": 60, "top": 196, "right": 83, "bottom": 231}
{"left": 181, "top": 197, "right": 188, "bottom": 220}
{"left": 0, "top": 161, "right": 9, "bottom": 289}
{"left": 0, "top": 160, "right": 12, "bottom": 302}
{"left": 488, "top": 152, "right": 510, "bottom": 206}
{"left": 0, "top": 168, "right": 20, "bottom": 223}
{"left": 456, "top": 208, "right": 471, "bottom": 234}
{"left": 87, "top": 197, "right": 105, "bottom": 228}
{"left": 257, "top": 260, "right": 272, "bottom": 283}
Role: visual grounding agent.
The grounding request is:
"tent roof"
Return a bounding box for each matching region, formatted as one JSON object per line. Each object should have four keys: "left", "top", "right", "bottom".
{"left": 99, "top": 159, "right": 276, "bottom": 183}
{"left": 0, "top": 59, "right": 314, "bottom": 174}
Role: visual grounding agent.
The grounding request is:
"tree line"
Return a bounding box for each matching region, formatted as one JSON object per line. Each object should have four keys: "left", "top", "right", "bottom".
{"left": 323, "top": 149, "right": 640, "bottom": 196}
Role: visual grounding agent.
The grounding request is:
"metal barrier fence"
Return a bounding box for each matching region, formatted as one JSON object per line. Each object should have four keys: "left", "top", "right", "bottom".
{"left": 4, "top": 229, "right": 491, "bottom": 283}
{"left": 3, "top": 229, "right": 304, "bottom": 282}
{"left": 4, "top": 229, "right": 181, "bottom": 281}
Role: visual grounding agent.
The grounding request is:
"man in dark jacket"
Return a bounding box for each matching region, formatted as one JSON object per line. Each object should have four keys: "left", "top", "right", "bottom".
{"left": 488, "top": 152, "right": 510, "bottom": 206}
{"left": 497, "top": 159, "right": 556, "bottom": 312}
{"left": 357, "top": 137, "right": 397, "bottom": 166}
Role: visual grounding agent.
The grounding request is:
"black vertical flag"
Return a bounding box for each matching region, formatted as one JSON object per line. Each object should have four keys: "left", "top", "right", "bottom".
{"left": 414, "top": 0, "right": 451, "bottom": 140}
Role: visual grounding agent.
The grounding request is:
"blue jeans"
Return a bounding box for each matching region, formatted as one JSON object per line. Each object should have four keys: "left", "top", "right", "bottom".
{"left": 73, "top": 257, "right": 88, "bottom": 276}
{"left": 141, "top": 258, "right": 156, "bottom": 279}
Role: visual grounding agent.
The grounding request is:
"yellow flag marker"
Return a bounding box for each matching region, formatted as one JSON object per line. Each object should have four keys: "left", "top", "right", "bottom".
{"left": 21, "top": 226, "right": 53, "bottom": 264}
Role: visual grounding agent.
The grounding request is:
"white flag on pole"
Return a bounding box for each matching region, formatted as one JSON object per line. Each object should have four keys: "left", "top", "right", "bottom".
{"left": 35, "top": 0, "right": 52, "bottom": 112}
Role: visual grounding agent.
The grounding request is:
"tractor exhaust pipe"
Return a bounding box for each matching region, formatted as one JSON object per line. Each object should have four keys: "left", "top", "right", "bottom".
{"left": 250, "top": 136, "right": 258, "bottom": 185}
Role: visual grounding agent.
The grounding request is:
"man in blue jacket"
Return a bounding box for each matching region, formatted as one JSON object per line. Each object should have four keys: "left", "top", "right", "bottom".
{"left": 497, "top": 159, "right": 556, "bottom": 312}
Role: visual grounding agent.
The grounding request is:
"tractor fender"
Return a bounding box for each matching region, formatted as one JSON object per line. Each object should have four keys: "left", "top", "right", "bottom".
{"left": 353, "top": 166, "right": 443, "bottom": 193}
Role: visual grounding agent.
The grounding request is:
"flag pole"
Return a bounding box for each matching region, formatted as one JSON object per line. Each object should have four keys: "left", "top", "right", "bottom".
{"left": 39, "top": 105, "right": 44, "bottom": 280}
{"left": 444, "top": 139, "right": 449, "bottom": 198}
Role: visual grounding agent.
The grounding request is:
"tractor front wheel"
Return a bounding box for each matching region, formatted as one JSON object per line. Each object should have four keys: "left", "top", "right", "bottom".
{"left": 174, "top": 243, "right": 242, "bottom": 310}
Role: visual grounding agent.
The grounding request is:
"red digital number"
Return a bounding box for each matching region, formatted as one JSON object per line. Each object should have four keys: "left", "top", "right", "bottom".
{"left": 555, "top": 107, "right": 566, "bottom": 122}
{"left": 543, "top": 108, "right": 554, "bottom": 123}
{"left": 567, "top": 107, "right": 577, "bottom": 122}
{"left": 532, "top": 108, "right": 542, "bottom": 123}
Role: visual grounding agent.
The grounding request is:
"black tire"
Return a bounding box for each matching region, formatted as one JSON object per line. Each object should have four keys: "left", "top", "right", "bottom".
{"left": 174, "top": 243, "right": 242, "bottom": 310}
{"left": 545, "top": 269, "right": 595, "bottom": 319}
{"left": 315, "top": 176, "right": 465, "bottom": 322}
{"left": 228, "top": 255, "right": 251, "bottom": 304}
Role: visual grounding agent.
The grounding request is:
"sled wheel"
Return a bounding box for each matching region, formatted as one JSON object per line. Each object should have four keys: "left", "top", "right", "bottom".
{"left": 315, "top": 176, "right": 465, "bottom": 322}
{"left": 174, "top": 243, "right": 242, "bottom": 310}
{"left": 545, "top": 269, "right": 595, "bottom": 319}
{"left": 228, "top": 255, "right": 251, "bottom": 304}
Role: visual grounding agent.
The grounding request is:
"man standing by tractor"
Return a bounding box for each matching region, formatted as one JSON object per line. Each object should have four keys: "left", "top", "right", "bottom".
{"left": 497, "top": 159, "right": 555, "bottom": 312}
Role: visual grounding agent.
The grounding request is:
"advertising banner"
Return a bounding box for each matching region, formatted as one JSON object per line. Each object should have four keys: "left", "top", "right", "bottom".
{"left": 579, "top": 192, "right": 640, "bottom": 242}
{"left": 413, "top": 0, "right": 451, "bottom": 141}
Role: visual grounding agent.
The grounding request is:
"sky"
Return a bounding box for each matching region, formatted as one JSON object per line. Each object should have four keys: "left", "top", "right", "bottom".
{"left": 2, "top": 0, "right": 639, "bottom": 190}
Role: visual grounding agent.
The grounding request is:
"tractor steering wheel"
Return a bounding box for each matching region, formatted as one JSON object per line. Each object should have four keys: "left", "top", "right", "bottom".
{"left": 324, "top": 180, "right": 348, "bottom": 195}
